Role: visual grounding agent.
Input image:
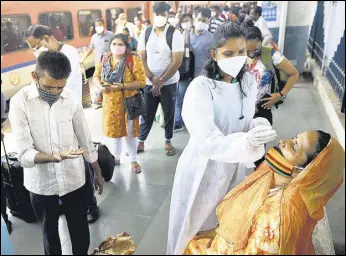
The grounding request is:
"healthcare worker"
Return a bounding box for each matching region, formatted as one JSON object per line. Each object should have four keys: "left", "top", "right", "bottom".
{"left": 167, "top": 22, "right": 277, "bottom": 255}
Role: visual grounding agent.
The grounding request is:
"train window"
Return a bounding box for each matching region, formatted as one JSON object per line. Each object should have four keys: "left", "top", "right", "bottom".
{"left": 106, "top": 8, "right": 124, "bottom": 32}
{"left": 38, "top": 12, "right": 73, "bottom": 41}
{"left": 1, "top": 14, "right": 31, "bottom": 54}
{"left": 127, "top": 7, "right": 141, "bottom": 24}
{"left": 78, "top": 9, "right": 102, "bottom": 37}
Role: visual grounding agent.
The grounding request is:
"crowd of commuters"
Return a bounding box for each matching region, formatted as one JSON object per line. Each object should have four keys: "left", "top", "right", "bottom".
{"left": 3, "top": 2, "right": 341, "bottom": 256}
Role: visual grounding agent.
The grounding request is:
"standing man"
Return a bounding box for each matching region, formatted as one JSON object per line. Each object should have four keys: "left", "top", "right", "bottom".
{"left": 26, "top": 24, "right": 83, "bottom": 103}
{"left": 250, "top": 6, "right": 273, "bottom": 46}
{"left": 82, "top": 18, "right": 113, "bottom": 65}
{"left": 209, "top": 5, "right": 226, "bottom": 34}
{"left": 9, "top": 51, "right": 104, "bottom": 255}
{"left": 137, "top": 1, "right": 184, "bottom": 156}
{"left": 82, "top": 18, "right": 113, "bottom": 107}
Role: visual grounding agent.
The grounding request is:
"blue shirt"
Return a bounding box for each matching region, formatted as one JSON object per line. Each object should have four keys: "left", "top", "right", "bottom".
{"left": 189, "top": 30, "right": 213, "bottom": 77}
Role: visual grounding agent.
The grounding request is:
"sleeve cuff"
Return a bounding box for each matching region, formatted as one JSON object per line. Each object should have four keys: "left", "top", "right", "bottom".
{"left": 20, "top": 148, "right": 39, "bottom": 168}
{"left": 83, "top": 149, "right": 98, "bottom": 163}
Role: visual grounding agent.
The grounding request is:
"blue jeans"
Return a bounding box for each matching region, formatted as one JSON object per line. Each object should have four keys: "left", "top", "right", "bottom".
{"left": 175, "top": 79, "right": 189, "bottom": 128}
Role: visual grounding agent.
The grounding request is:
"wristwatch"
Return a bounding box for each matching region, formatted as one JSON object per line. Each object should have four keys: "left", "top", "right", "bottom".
{"left": 279, "top": 92, "right": 287, "bottom": 99}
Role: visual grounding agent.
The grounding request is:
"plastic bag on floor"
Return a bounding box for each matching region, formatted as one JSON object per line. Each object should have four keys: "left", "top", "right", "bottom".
{"left": 91, "top": 233, "right": 136, "bottom": 255}
{"left": 155, "top": 104, "right": 165, "bottom": 127}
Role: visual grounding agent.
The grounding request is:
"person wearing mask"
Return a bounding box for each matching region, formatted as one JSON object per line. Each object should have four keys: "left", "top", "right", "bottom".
{"left": 174, "top": 13, "right": 194, "bottom": 132}
{"left": 122, "top": 27, "right": 137, "bottom": 53}
{"left": 249, "top": 6, "right": 273, "bottom": 46}
{"left": 209, "top": 5, "right": 226, "bottom": 34}
{"left": 168, "top": 11, "right": 179, "bottom": 28}
{"left": 9, "top": 51, "right": 104, "bottom": 255}
{"left": 1, "top": 56, "right": 12, "bottom": 235}
{"left": 116, "top": 13, "right": 136, "bottom": 38}
{"left": 184, "top": 131, "right": 344, "bottom": 256}
{"left": 134, "top": 10, "right": 145, "bottom": 25}
{"left": 134, "top": 14, "right": 145, "bottom": 40}
{"left": 82, "top": 19, "right": 113, "bottom": 65}
{"left": 167, "top": 22, "right": 277, "bottom": 255}
{"left": 25, "top": 24, "right": 83, "bottom": 103}
{"left": 242, "top": 22, "right": 299, "bottom": 125}
{"left": 82, "top": 19, "right": 113, "bottom": 107}
{"left": 93, "top": 34, "right": 146, "bottom": 173}
{"left": 192, "top": 6, "right": 201, "bottom": 22}
{"left": 174, "top": 9, "right": 214, "bottom": 132}
{"left": 137, "top": 1, "right": 184, "bottom": 156}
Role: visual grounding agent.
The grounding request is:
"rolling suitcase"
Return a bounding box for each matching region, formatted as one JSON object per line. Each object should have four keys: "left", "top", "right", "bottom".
{"left": 1, "top": 141, "right": 37, "bottom": 223}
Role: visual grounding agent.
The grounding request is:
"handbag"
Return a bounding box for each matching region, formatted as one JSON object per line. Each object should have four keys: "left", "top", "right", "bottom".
{"left": 122, "top": 90, "right": 146, "bottom": 120}
{"left": 122, "top": 54, "right": 146, "bottom": 120}
{"left": 93, "top": 142, "right": 115, "bottom": 182}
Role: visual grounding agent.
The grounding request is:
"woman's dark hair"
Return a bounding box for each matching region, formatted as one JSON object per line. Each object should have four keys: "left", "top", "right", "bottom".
{"left": 111, "top": 33, "right": 130, "bottom": 49}
{"left": 304, "top": 131, "right": 331, "bottom": 167}
{"left": 241, "top": 20, "right": 262, "bottom": 41}
{"left": 180, "top": 13, "right": 193, "bottom": 24}
{"left": 26, "top": 24, "right": 53, "bottom": 38}
{"left": 122, "top": 27, "right": 130, "bottom": 34}
{"left": 204, "top": 22, "right": 247, "bottom": 97}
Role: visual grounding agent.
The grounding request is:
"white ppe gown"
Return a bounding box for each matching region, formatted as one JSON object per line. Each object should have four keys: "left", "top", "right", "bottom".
{"left": 167, "top": 75, "right": 265, "bottom": 255}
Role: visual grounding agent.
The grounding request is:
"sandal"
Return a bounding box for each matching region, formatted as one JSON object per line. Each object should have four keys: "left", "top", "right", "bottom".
{"left": 137, "top": 142, "right": 145, "bottom": 154}
{"left": 131, "top": 162, "right": 142, "bottom": 174}
{"left": 165, "top": 143, "right": 176, "bottom": 156}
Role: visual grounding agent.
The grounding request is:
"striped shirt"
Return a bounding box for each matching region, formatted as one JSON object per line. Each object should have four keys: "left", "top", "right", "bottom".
{"left": 209, "top": 16, "right": 226, "bottom": 34}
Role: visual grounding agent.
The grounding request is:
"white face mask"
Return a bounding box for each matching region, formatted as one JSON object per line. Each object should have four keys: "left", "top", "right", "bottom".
{"left": 195, "top": 22, "right": 209, "bottom": 31}
{"left": 217, "top": 56, "right": 247, "bottom": 77}
{"left": 33, "top": 46, "right": 49, "bottom": 58}
{"left": 211, "top": 11, "right": 217, "bottom": 18}
{"left": 181, "top": 21, "right": 192, "bottom": 30}
{"left": 95, "top": 26, "right": 104, "bottom": 34}
{"left": 154, "top": 15, "right": 168, "bottom": 28}
{"left": 168, "top": 17, "right": 178, "bottom": 27}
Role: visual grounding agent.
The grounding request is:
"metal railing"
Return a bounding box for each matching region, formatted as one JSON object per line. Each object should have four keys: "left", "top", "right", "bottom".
{"left": 326, "top": 33, "right": 345, "bottom": 113}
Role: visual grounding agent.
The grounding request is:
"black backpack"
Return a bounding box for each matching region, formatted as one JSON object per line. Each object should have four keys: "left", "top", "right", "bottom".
{"left": 145, "top": 25, "right": 175, "bottom": 51}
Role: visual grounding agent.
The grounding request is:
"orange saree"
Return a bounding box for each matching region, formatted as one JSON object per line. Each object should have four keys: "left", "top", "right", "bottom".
{"left": 184, "top": 138, "right": 345, "bottom": 255}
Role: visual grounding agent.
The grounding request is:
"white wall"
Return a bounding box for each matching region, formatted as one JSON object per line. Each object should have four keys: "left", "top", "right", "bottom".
{"left": 286, "top": 1, "right": 317, "bottom": 27}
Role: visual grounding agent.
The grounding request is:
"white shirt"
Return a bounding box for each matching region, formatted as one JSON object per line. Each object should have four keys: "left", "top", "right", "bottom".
{"left": 138, "top": 24, "right": 184, "bottom": 85}
{"left": 9, "top": 83, "right": 98, "bottom": 197}
{"left": 116, "top": 22, "right": 136, "bottom": 38}
{"left": 254, "top": 16, "right": 273, "bottom": 45}
{"left": 61, "top": 44, "right": 83, "bottom": 103}
{"left": 167, "top": 75, "right": 264, "bottom": 254}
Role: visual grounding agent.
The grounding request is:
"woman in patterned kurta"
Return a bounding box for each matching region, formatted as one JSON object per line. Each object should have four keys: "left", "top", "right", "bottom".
{"left": 93, "top": 34, "right": 146, "bottom": 173}
{"left": 184, "top": 131, "right": 344, "bottom": 255}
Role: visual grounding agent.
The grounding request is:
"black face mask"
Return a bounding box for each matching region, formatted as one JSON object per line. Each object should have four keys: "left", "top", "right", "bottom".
{"left": 35, "top": 74, "right": 62, "bottom": 106}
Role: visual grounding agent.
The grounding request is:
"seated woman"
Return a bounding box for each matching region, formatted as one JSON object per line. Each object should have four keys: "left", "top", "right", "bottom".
{"left": 184, "top": 130, "right": 344, "bottom": 255}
